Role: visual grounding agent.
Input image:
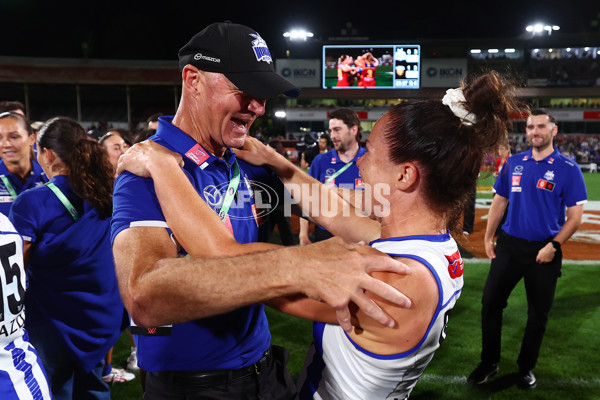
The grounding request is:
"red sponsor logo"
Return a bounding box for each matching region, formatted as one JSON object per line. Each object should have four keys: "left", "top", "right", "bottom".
{"left": 185, "top": 144, "right": 210, "bottom": 166}
{"left": 512, "top": 175, "right": 521, "bottom": 186}
{"left": 445, "top": 250, "right": 464, "bottom": 279}
{"left": 537, "top": 179, "right": 555, "bottom": 191}
{"left": 147, "top": 327, "right": 157, "bottom": 335}
{"left": 355, "top": 178, "right": 364, "bottom": 188}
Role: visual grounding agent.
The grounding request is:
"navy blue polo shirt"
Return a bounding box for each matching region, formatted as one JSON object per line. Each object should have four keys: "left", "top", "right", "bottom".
{"left": 308, "top": 147, "right": 367, "bottom": 231}
{"left": 494, "top": 148, "right": 587, "bottom": 241}
{"left": 111, "top": 116, "right": 279, "bottom": 372}
{"left": 0, "top": 159, "right": 47, "bottom": 216}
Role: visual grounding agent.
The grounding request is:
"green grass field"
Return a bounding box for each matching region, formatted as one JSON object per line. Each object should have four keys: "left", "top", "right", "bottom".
{"left": 110, "top": 259, "right": 600, "bottom": 399}
{"left": 110, "top": 170, "right": 600, "bottom": 399}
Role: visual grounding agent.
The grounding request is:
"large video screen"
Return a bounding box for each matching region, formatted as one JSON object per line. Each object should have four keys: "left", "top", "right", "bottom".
{"left": 322, "top": 45, "right": 421, "bottom": 89}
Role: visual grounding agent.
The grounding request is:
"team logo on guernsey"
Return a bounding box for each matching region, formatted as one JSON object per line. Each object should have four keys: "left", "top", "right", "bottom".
{"left": 445, "top": 250, "right": 464, "bottom": 279}
{"left": 544, "top": 170, "right": 555, "bottom": 181}
{"left": 185, "top": 144, "right": 210, "bottom": 166}
{"left": 250, "top": 34, "right": 273, "bottom": 64}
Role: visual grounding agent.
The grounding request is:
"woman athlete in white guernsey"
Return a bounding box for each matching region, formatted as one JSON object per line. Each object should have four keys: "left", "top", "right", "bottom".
{"left": 0, "top": 213, "right": 52, "bottom": 400}
{"left": 237, "top": 71, "right": 519, "bottom": 400}
{"left": 117, "top": 71, "right": 519, "bottom": 399}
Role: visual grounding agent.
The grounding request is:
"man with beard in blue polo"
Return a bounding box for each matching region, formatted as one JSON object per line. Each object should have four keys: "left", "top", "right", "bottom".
{"left": 469, "top": 108, "right": 587, "bottom": 390}
{"left": 298, "top": 108, "right": 367, "bottom": 245}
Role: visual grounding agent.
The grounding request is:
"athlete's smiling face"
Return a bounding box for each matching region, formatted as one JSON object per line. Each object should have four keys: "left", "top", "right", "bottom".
{"left": 200, "top": 72, "right": 266, "bottom": 151}
{"left": 0, "top": 116, "right": 34, "bottom": 165}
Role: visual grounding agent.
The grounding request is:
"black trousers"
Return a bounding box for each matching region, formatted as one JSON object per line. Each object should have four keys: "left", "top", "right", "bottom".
{"left": 480, "top": 231, "right": 562, "bottom": 371}
{"left": 144, "top": 346, "right": 297, "bottom": 400}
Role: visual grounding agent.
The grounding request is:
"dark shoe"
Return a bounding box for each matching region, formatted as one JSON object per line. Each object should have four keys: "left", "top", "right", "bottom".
{"left": 518, "top": 370, "right": 537, "bottom": 389}
{"left": 467, "top": 362, "right": 499, "bottom": 384}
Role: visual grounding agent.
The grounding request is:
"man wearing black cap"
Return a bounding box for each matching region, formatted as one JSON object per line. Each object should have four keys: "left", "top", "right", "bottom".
{"left": 111, "top": 21, "right": 411, "bottom": 399}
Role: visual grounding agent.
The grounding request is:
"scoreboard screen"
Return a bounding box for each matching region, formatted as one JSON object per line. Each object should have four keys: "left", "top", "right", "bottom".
{"left": 322, "top": 44, "right": 420, "bottom": 89}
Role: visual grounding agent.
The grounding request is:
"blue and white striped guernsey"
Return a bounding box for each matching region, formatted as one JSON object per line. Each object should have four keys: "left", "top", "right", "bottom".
{"left": 0, "top": 213, "right": 51, "bottom": 400}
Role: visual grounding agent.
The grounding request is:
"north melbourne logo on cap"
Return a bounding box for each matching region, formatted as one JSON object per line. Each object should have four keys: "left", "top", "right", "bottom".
{"left": 250, "top": 33, "right": 272, "bottom": 64}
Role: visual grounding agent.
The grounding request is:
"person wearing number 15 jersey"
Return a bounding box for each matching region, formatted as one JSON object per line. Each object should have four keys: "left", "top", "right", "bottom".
{"left": 0, "top": 212, "right": 52, "bottom": 400}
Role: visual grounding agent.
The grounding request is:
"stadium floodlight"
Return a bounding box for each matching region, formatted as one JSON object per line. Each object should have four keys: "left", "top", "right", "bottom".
{"left": 526, "top": 23, "right": 560, "bottom": 36}
{"left": 283, "top": 29, "right": 314, "bottom": 41}
{"left": 274, "top": 110, "right": 287, "bottom": 119}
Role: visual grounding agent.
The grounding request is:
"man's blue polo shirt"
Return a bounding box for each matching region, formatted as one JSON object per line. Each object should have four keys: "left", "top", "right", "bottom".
{"left": 0, "top": 160, "right": 47, "bottom": 216}
{"left": 111, "top": 116, "right": 279, "bottom": 372}
{"left": 308, "top": 147, "right": 367, "bottom": 231}
{"left": 494, "top": 148, "right": 587, "bottom": 241}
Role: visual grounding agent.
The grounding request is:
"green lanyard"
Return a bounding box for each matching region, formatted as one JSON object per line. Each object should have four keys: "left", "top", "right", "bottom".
{"left": 0, "top": 175, "right": 18, "bottom": 199}
{"left": 324, "top": 162, "right": 353, "bottom": 185}
{"left": 217, "top": 160, "right": 241, "bottom": 223}
{"left": 46, "top": 182, "right": 80, "bottom": 221}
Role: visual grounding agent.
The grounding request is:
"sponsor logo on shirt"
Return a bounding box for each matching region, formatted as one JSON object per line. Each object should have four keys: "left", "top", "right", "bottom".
{"left": 445, "top": 250, "right": 464, "bottom": 279}
{"left": 185, "top": 144, "right": 210, "bottom": 166}
{"left": 537, "top": 179, "right": 555, "bottom": 191}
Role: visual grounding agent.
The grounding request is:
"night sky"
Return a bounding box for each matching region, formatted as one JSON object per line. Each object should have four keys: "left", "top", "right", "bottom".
{"left": 2, "top": 0, "right": 599, "bottom": 61}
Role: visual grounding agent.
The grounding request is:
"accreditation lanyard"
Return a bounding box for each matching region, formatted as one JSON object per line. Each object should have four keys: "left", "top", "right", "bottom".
{"left": 217, "top": 159, "right": 241, "bottom": 223}
{"left": 46, "top": 182, "right": 80, "bottom": 221}
{"left": 0, "top": 175, "right": 18, "bottom": 199}
{"left": 324, "top": 162, "right": 353, "bottom": 185}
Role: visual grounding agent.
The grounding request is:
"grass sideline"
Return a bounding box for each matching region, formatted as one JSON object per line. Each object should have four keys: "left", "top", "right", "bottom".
{"left": 110, "top": 260, "right": 600, "bottom": 400}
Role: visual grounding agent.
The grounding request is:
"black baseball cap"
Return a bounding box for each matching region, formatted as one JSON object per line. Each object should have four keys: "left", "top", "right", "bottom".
{"left": 178, "top": 21, "right": 300, "bottom": 99}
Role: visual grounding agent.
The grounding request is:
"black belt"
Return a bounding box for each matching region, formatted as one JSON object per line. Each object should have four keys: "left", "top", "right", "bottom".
{"left": 152, "top": 347, "right": 272, "bottom": 387}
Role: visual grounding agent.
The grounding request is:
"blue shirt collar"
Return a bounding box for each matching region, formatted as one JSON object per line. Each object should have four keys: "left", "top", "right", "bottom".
{"left": 523, "top": 147, "right": 560, "bottom": 163}
{"left": 155, "top": 116, "right": 237, "bottom": 167}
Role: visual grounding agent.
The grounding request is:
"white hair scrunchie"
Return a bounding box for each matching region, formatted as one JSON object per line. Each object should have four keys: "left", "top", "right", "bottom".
{"left": 442, "top": 88, "right": 477, "bottom": 126}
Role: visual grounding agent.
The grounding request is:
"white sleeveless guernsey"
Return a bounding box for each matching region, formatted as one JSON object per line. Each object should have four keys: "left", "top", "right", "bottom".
{"left": 298, "top": 233, "right": 464, "bottom": 400}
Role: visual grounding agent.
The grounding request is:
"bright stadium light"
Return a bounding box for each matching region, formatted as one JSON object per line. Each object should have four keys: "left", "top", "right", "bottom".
{"left": 283, "top": 29, "right": 314, "bottom": 41}
{"left": 526, "top": 23, "right": 560, "bottom": 36}
{"left": 274, "top": 110, "right": 286, "bottom": 119}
